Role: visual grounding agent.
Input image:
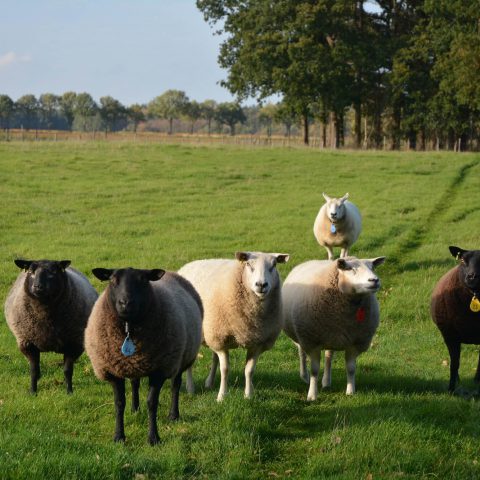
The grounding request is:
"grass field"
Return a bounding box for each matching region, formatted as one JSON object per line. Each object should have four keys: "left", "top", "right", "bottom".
{"left": 1, "top": 142, "right": 480, "bottom": 479}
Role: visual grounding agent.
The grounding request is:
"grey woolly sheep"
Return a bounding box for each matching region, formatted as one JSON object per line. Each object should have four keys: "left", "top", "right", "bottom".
{"left": 431, "top": 246, "right": 480, "bottom": 392}
{"left": 178, "top": 251, "right": 289, "bottom": 401}
{"left": 85, "top": 267, "right": 202, "bottom": 445}
{"left": 4, "top": 259, "right": 98, "bottom": 394}
{"left": 313, "top": 193, "right": 362, "bottom": 260}
{"left": 283, "top": 256, "right": 385, "bottom": 400}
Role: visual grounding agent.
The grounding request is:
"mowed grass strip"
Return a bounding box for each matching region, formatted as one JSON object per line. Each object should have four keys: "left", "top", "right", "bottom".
{"left": 1, "top": 142, "right": 480, "bottom": 479}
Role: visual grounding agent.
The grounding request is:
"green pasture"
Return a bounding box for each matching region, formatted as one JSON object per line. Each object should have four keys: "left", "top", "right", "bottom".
{"left": 1, "top": 142, "right": 480, "bottom": 479}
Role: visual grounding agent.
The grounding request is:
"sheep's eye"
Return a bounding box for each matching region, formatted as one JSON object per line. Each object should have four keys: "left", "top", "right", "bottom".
{"left": 247, "top": 262, "right": 254, "bottom": 272}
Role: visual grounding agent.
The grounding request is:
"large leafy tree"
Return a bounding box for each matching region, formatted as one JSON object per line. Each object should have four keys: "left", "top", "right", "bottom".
{"left": 215, "top": 102, "right": 246, "bottom": 135}
{"left": 148, "top": 90, "right": 190, "bottom": 134}
{"left": 127, "top": 104, "right": 145, "bottom": 132}
{"left": 59, "top": 92, "right": 77, "bottom": 131}
{"left": 99, "top": 96, "right": 126, "bottom": 132}
{"left": 0, "top": 94, "right": 14, "bottom": 130}
{"left": 74, "top": 93, "right": 98, "bottom": 131}
{"left": 200, "top": 99, "right": 217, "bottom": 134}
{"left": 38, "top": 93, "right": 59, "bottom": 130}
{"left": 16, "top": 94, "right": 39, "bottom": 130}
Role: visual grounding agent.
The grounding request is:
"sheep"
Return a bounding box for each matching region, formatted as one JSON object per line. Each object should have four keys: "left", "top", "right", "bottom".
{"left": 178, "top": 251, "right": 289, "bottom": 401}
{"left": 283, "top": 256, "right": 385, "bottom": 400}
{"left": 4, "top": 259, "right": 98, "bottom": 394}
{"left": 431, "top": 246, "right": 480, "bottom": 393}
{"left": 313, "top": 193, "right": 362, "bottom": 260}
{"left": 84, "top": 267, "right": 202, "bottom": 445}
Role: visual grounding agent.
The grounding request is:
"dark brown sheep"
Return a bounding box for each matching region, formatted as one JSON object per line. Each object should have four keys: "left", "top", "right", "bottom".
{"left": 85, "top": 267, "right": 203, "bottom": 445}
{"left": 431, "top": 246, "right": 480, "bottom": 392}
{"left": 4, "top": 259, "right": 98, "bottom": 394}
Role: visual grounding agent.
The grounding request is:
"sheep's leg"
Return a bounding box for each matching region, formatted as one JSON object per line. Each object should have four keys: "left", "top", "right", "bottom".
{"left": 475, "top": 352, "right": 480, "bottom": 384}
{"left": 110, "top": 377, "right": 126, "bottom": 443}
{"left": 147, "top": 374, "right": 166, "bottom": 445}
{"left": 345, "top": 349, "right": 358, "bottom": 395}
{"left": 297, "top": 343, "right": 309, "bottom": 383}
{"left": 244, "top": 347, "right": 261, "bottom": 399}
{"left": 63, "top": 354, "right": 76, "bottom": 394}
{"left": 322, "top": 350, "right": 334, "bottom": 388}
{"left": 216, "top": 350, "right": 229, "bottom": 402}
{"left": 168, "top": 372, "right": 182, "bottom": 421}
{"left": 325, "top": 246, "right": 335, "bottom": 261}
{"left": 131, "top": 378, "right": 140, "bottom": 412}
{"left": 307, "top": 348, "right": 321, "bottom": 401}
{"left": 205, "top": 351, "right": 219, "bottom": 389}
{"left": 20, "top": 344, "right": 40, "bottom": 394}
{"left": 445, "top": 340, "right": 461, "bottom": 392}
{"left": 186, "top": 366, "right": 195, "bottom": 394}
{"left": 340, "top": 248, "right": 348, "bottom": 258}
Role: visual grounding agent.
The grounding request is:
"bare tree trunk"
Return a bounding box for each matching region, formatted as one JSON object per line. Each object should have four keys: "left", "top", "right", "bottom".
{"left": 354, "top": 101, "right": 362, "bottom": 149}
{"left": 303, "top": 112, "right": 309, "bottom": 145}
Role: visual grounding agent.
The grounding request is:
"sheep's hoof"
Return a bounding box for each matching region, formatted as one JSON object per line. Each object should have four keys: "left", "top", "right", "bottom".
{"left": 216, "top": 393, "right": 226, "bottom": 402}
{"left": 113, "top": 434, "right": 126, "bottom": 443}
{"left": 131, "top": 405, "right": 140, "bottom": 414}
{"left": 205, "top": 380, "right": 214, "bottom": 389}
{"left": 148, "top": 434, "right": 160, "bottom": 446}
{"left": 168, "top": 412, "right": 180, "bottom": 421}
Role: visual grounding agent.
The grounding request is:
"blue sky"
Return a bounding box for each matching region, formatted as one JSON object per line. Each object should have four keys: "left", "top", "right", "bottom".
{"left": 0, "top": 0, "right": 235, "bottom": 106}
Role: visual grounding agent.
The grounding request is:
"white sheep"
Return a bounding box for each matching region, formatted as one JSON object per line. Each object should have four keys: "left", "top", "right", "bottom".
{"left": 85, "top": 267, "right": 203, "bottom": 445}
{"left": 178, "top": 251, "right": 289, "bottom": 401}
{"left": 313, "top": 193, "right": 362, "bottom": 260}
{"left": 283, "top": 256, "right": 385, "bottom": 400}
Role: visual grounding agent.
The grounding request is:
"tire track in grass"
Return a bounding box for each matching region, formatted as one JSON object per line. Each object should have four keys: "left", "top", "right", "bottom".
{"left": 384, "top": 159, "right": 480, "bottom": 275}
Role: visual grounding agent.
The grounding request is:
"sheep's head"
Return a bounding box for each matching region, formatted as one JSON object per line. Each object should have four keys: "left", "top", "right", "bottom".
{"left": 336, "top": 257, "right": 386, "bottom": 295}
{"left": 450, "top": 246, "right": 480, "bottom": 294}
{"left": 92, "top": 267, "right": 165, "bottom": 324}
{"left": 235, "top": 251, "right": 289, "bottom": 299}
{"left": 15, "top": 259, "right": 71, "bottom": 302}
{"left": 323, "top": 192, "right": 349, "bottom": 223}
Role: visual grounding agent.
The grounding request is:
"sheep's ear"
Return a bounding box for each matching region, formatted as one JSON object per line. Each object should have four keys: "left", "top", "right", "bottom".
{"left": 59, "top": 260, "right": 71, "bottom": 271}
{"left": 146, "top": 269, "right": 165, "bottom": 281}
{"left": 14, "top": 259, "right": 33, "bottom": 271}
{"left": 371, "top": 256, "right": 386, "bottom": 268}
{"left": 322, "top": 192, "right": 331, "bottom": 202}
{"left": 341, "top": 193, "right": 349, "bottom": 202}
{"left": 449, "top": 246, "right": 467, "bottom": 261}
{"left": 274, "top": 254, "right": 290, "bottom": 264}
{"left": 92, "top": 268, "right": 114, "bottom": 281}
{"left": 235, "top": 251, "right": 250, "bottom": 262}
{"left": 337, "top": 259, "right": 352, "bottom": 270}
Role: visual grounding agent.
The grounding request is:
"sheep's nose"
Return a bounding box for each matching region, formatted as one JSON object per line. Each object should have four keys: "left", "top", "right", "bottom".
{"left": 369, "top": 278, "right": 379, "bottom": 285}
{"left": 118, "top": 299, "right": 133, "bottom": 310}
{"left": 255, "top": 281, "right": 268, "bottom": 290}
{"left": 331, "top": 212, "right": 337, "bottom": 218}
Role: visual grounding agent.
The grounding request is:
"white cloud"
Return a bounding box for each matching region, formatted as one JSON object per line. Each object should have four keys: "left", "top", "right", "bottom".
{"left": 0, "top": 52, "right": 31, "bottom": 68}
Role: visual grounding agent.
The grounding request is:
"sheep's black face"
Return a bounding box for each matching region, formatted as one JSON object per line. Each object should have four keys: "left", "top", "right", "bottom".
{"left": 449, "top": 246, "right": 480, "bottom": 294}
{"left": 15, "top": 259, "right": 71, "bottom": 303}
{"left": 92, "top": 267, "right": 165, "bottom": 324}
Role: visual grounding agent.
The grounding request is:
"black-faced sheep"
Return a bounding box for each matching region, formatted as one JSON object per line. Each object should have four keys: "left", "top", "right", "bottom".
{"left": 4, "top": 259, "right": 98, "bottom": 394}
{"left": 85, "top": 267, "right": 202, "bottom": 445}
{"left": 283, "top": 256, "right": 385, "bottom": 400}
{"left": 431, "top": 246, "right": 480, "bottom": 392}
{"left": 313, "top": 193, "right": 362, "bottom": 260}
{"left": 178, "top": 251, "right": 289, "bottom": 401}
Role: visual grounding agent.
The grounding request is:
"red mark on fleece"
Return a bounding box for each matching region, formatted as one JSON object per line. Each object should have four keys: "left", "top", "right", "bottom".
{"left": 356, "top": 307, "right": 366, "bottom": 323}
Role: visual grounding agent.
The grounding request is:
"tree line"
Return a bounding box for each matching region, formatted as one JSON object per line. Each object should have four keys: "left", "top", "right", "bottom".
{"left": 197, "top": 0, "right": 480, "bottom": 151}
{"left": 0, "top": 91, "right": 252, "bottom": 136}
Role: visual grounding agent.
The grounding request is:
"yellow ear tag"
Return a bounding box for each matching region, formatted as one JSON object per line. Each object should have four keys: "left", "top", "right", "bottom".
{"left": 470, "top": 296, "right": 480, "bottom": 313}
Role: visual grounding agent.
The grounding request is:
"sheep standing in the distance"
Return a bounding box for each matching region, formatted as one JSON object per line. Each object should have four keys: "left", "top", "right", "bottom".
{"left": 179, "top": 251, "right": 289, "bottom": 401}
{"left": 313, "top": 193, "right": 362, "bottom": 260}
{"left": 85, "top": 267, "right": 202, "bottom": 445}
{"left": 283, "top": 256, "right": 385, "bottom": 400}
{"left": 4, "top": 259, "right": 98, "bottom": 394}
{"left": 431, "top": 246, "right": 480, "bottom": 393}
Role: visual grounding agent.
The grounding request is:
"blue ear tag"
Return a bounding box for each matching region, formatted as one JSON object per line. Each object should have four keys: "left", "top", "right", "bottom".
{"left": 121, "top": 335, "right": 136, "bottom": 356}
{"left": 330, "top": 223, "right": 336, "bottom": 234}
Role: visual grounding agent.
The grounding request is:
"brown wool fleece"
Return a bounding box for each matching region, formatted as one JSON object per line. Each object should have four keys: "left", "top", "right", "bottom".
{"left": 84, "top": 272, "right": 202, "bottom": 381}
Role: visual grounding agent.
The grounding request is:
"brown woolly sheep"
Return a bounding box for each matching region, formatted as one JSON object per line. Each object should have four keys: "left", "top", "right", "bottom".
{"left": 431, "top": 246, "right": 480, "bottom": 392}
{"left": 85, "top": 267, "right": 202, "bottom": 445}
{"left": 4, "top": 259, "right": 98, "bottom": 394}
